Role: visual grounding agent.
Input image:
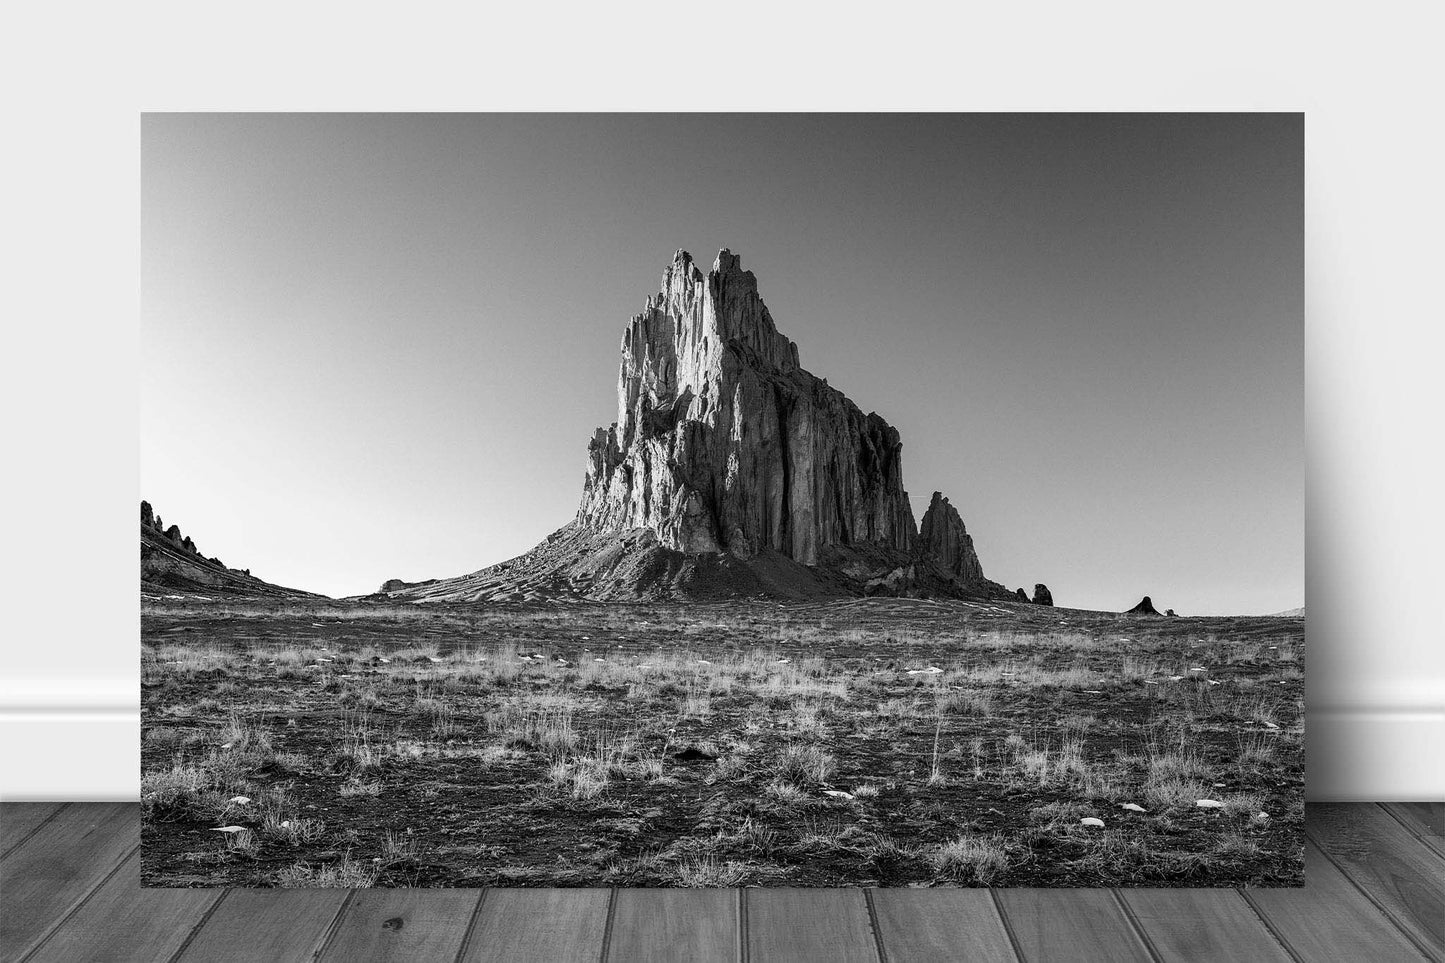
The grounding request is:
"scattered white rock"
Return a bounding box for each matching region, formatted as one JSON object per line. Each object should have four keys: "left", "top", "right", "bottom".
{"left": 427, "top": 656, "right": 443, "bottom": 663}
{"left": 1213, "top": 783, "right": 1226, "bottom": 788}
{"left": 906, "top": 666, "right": 943, "bottom": 675}
{"left": 228, "top": 795, "right": 251, "bottom": 805}
{"left": 822, "top": 790, "right": 855, "bottom": 800}
{"left": 1081, "top": 817, "right": 1105, "bottom": 828}
{"left": 1196, "top": 799, "right": 1224, "bottom": 809}
{"left": 1169, "top": 675, "right": 1184, "bottom": 682}
{"left": 697, "top": 660, "right": 712, "bottom": 665}
{"left": 1207, "top": 679, "right": 1221, "bottom": 686}
{"left": 1083, "top": 689, "right": 1104, "bottom": 694}
{"left": 1143, "top": 680, "right": 1158, "bottom": 686}
{"left": 219, "top": 742, "right": 234, "bottom": 750}
{"left": 1120, "top": 803, "right": 1147, "bottom": 813}
{"left": 210, "top": 825, "right": 247, "bottom": 833}
{"left": 1256, "top": 812, "right": 1270, "bottom": 819}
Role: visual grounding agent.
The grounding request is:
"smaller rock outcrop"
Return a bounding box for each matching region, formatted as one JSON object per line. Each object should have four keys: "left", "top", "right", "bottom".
{"left": 917, "top": 492, "right": 985, "bottom": 582}
{"left": 1126, "top": 596, "right": 1162, "bottom": 616}
{"left": 1015, "top": 588, "right": 1029, "bottom": 602}
{"left": 1033, "top": 583, "right": 1053, "bottom": 606}
{"left": 1165, "top": 608, "right": 1177, "bottom": 617}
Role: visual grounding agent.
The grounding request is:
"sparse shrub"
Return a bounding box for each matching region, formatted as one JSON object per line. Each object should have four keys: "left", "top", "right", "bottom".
{"left": 777, "top": 743, "right": 836, "bottom": 784}
{"left": 273, "top": 852, "right": 378, "bottom": 888}
{"left": 224, "top": 829, "right": 257, "bottom": 854}
{"left": 931, "top": 834, "right": 1009, "bottom": 883}
{"left": 669, "top": 856, "right": 752, "bottom": 887}
{"left": 764, "top": 778, "right": 811, "bottom": 806}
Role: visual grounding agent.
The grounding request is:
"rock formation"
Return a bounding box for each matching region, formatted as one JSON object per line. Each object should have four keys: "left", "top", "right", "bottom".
{"left": 1014, "top": 588, "right": 1029, "bottom": 602}
{"left": 917, "top": 492, "right": 984, "bottom": 582}
{"left": 1032, "top": 583, "right": 1053, "bottom": 606}
{"left": 141, "top": 500, "right": 318, "bottom": 599}
{"left": 578, "top": 250, "right": 916, "bottom": 565}
{"left": 1126, "top": 596, "right": 1162, "bottom": 616}
{"left": 380, "top": 249, "right": 1027, "bottom": 603}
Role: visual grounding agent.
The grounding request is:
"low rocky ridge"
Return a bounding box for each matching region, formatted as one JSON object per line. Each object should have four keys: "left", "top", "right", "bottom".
{"left": 141, "top": 500, "right": 319, "bottom": 599}
{"left": 378, "top": 249, "right": 1043, "bottom": 603}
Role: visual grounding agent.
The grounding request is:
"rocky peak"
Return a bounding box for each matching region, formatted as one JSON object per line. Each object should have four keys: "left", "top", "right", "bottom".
{"left": 579, "top": 248, "right": 914, "bottom": 566}
{"left": 1033, "top": 583, "right": 1053, "bottom": 606}
{"left": 917, "top": 491, "right": 985, "bottom": 582}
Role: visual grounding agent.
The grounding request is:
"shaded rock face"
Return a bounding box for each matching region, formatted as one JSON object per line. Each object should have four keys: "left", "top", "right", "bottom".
{"left": 578, "top": 250, "right": 917, "bottom": 566}
{"left": 1015, "top": 588, "right": 1029, "bottom": 602}
{"left": 1033, "top": 583, "right": 1053, "bottom": 606}
{"left": 1127, "top": 595, "right": 1162, "bottom": 616}
{"left": 917, "top": 491, "right": 984, "bottom": 582}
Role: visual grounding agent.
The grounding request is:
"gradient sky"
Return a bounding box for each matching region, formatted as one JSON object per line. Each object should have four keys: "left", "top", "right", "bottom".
{"left": 141, "top": 113, "right": 1302, "bottom": 614}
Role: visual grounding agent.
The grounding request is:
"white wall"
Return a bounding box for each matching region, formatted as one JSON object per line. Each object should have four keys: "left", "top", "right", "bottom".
{"left": 1, "top": 7, "right": 1440, "bottom": 800}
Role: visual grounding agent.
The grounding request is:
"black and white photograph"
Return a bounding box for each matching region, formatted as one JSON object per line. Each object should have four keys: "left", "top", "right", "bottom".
{"left": 135, "top": 113, "right": 1307, "bottom": 890}
{"left": 5, "top": 7, "right": 1445, "bottom": 959}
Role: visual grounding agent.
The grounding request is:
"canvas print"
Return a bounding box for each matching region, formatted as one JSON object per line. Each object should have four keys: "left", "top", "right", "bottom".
{"left": 140, "top": 113, "right": 1304, "bottom": 888}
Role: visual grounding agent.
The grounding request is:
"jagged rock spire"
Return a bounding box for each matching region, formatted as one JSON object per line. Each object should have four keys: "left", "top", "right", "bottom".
{"left": 917, "top": 491, "right": 985, "bottom": 582}
{"left": 578, "top": 249, "right": 916, "bottom": 564}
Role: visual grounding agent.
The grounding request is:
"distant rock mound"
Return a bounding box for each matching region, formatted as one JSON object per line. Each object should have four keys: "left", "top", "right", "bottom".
{"left": 383, "top": 249, "right": 1021, "bottom": 603}
{"left": 1033, "top": 583, "right": 1053, "bottom": 606}
{"left": 1126, "top": 595, "right": 1162, "bottom": 616}
{"left": 140, "top": 500, "right": 320, "bottom": 599}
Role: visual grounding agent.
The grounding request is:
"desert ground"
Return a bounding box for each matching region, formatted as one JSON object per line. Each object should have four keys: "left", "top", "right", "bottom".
{"left": 140, "top": 596, "right": 1304, "bottom": 888}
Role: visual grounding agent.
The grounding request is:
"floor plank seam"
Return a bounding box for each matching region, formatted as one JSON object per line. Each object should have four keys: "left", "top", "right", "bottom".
{"left": 1378, "top": 803, "right": 1430, "bottom": 842}
{"left": 310, "top": 888, "right": 357, "bottom": 962}
{"left": 1110, "top": 888, "right": 1164, "bottom": 963}
{"left": 862, "top": 888, "right": 889, "bottom": 963}
{"left": 737, "top": 888, "right": 749, "bottom": 963}
{"left": 1380, "top": 803, "right": 1445, "bottom": 864}
{"left": 598, "top": 887, "right": 619, "bottom": 963}
{"left": 0, "top": 803, "right": 68, "bottom": 862}
{"left": 451, "top": 887, "right": 489, "bottom": 963}
{"left": 1306, "top": 824, "right": 1441, "bottom": 962}
{"left": 1236, "top": 888, "right": 1306, "bottom": 963}
{"left": 164, "top": 887, "right": 233, "bottom": 963}
{"left": 15, "top": 841, "right": 139, "bottom": 963}
{"left": 987, "top": 889, "right": 1026, "bottom": 963}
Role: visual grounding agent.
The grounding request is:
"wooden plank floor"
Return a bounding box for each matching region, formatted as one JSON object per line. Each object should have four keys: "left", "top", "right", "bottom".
{"left": 1, "top": 803, "right": 1440, "bottom": 962}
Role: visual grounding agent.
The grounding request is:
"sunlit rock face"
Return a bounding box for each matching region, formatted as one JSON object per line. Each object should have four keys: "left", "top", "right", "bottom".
{"left": 577, "top": 249, "right": 918, "bottom": 565}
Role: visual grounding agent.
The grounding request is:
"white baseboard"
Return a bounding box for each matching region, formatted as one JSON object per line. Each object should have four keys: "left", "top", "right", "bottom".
{"left": 1, "top": 681, "right": 1439, "bottom": 800}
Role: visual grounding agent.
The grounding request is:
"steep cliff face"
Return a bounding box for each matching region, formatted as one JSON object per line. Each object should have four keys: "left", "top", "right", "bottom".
{"left": 917, "top": 491, "right": 985, "bottom": 582}
{"left": 577, "top": 250, "right": 917, "bottom": 565}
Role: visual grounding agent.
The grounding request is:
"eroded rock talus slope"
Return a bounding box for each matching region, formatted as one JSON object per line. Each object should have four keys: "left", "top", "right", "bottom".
{"left": 379, "top": 249, "right": 1020, "bottom": 602}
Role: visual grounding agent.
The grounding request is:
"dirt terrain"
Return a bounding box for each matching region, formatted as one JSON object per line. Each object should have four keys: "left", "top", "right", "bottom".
{"left": 140, "top": 597, "right": 1304, "bottom": 888}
